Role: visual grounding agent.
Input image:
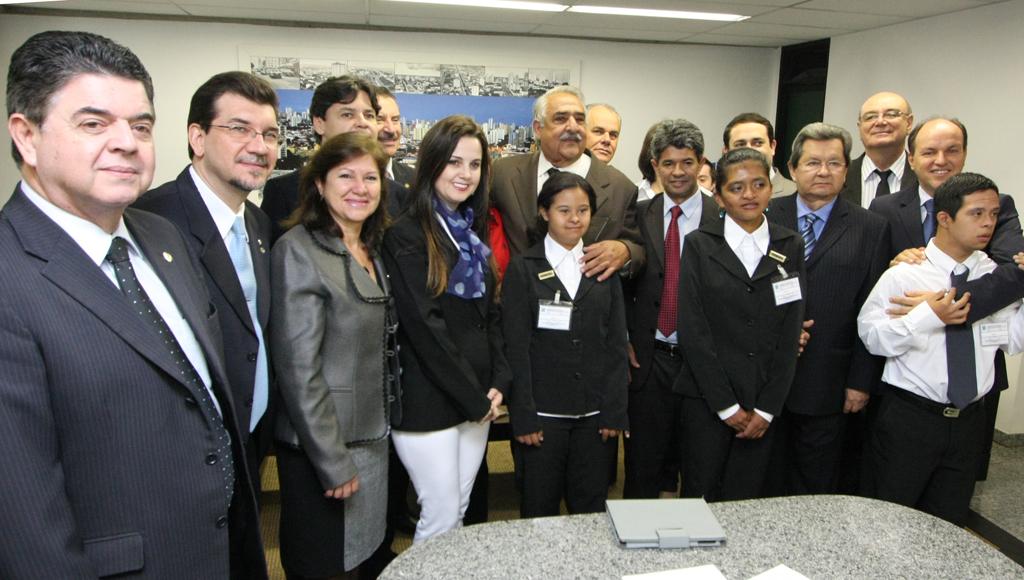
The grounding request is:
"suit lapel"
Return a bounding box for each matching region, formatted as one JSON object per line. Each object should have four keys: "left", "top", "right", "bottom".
{"left": 645, "top": 195, "right": 666, "bottom": 273}
{"left": 895, "top": 188, "right": 925, "bottom": 246}
{"left": 585, "top": 159, "right": 612, "bottom": 215}
{"left": 245, "top": 206, "right": 271, "bottom": 328}
{"left": 704, "top": 219, "right": 753, "bottom": 284}
{"left": 177, "top": 171, "right": 255, "bottom": 335}
{"left": 751, "top": 223, "right": 797, "bottom": 283}
{"left": 808, "top": 198, "right": 849, "bottom": 268}
{"left": 512, "top": 153, "right": 541, "bottom": 236}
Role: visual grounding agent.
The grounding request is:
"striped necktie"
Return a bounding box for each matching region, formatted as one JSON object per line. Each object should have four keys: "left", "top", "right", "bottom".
{"left": 801, "top": 213, "right": 819, "bottom": 259}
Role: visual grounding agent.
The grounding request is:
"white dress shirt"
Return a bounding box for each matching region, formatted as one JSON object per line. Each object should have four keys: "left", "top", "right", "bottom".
{"left": 636, "top": 178, "right": 658, "bottom": 202}
{"left": 537, "top": 153, "right": 591, "bottom": 192}
{"left": 860, "top": 151, "right": 907, "bottom": 209}
{"left": 543, "top": 233, "right": 584, "bottom": 299}
{"left": 857, "top": 240, "right": 1024, "bottom": 404}
{"left": 919, "top": 186, "right": 934, "bottom": 225}
{"left": 719, "top": 214, "right": 774, "bottom": 423}
{"left": 656, "top": 192, "right": 705, "bottom": 345}
{"left": 20, "top": 180, "right": 219, "bottom": 413}
{"left": 191, "top": 166, "right": 246, "bottom": 239}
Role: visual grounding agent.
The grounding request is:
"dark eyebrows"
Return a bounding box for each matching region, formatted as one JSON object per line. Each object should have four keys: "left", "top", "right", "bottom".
{"left": 74, "top": 107, "right": 155, "bottom": 124}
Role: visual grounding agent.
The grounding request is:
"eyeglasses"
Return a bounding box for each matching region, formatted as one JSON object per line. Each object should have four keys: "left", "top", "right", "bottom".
{"left": 211, "top": 124, "right": 281, "bottom": 146}
{"left": 859, "top": 110, "right": 908, "bottom": 124}
{"left": 799, "top": 160, "right": 846, "bottom": 173}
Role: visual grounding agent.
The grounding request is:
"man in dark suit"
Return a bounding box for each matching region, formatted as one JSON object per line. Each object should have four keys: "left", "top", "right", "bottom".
{"left": 491, "top": 85, "right": 644, "bottom": 281}
{"left": 623, "top": 119, "right": 718, "bottom": 499}
{"left": 842, "top": 92, "right": 917, "bottom": 209}
{"left": 722, "top": 112, "right": 797, "bottom": 198}
{"left": 767, "top": 123, "right": 890, "bottom": 494}
{"left": 262, "top": 76, "right": 409, "bottom": 243}
{"left": 870, "top": 116, "right": 1024, "bottom": 483}
{"left": 0, "top": 31, "right": 265, "bottom": 578}
{"left": 135, "top": 71, "right": 277, "bottom": 491}
{"left": 377, "top": 86, "right": 416, "bottom": 192}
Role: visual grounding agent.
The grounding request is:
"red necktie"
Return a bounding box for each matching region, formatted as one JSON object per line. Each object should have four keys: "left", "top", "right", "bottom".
{"left": 657, "top": 205, "right": 683, "bottom": 336}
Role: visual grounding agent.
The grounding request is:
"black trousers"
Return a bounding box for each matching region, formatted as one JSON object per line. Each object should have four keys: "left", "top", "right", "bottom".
{"left": 516, "top": 414, "right": 613, "bottom": 517}
{"left": 680, "top": 397, "right": 776, "bottom": 502}
{"left": 870, "top": 388, "right": 985, "bottom": 526}
{"left": 772, "top": 410, "right": 846, "bottom": 495}
{"left": 624, "top": 347, "right": 683, "bottom": 498}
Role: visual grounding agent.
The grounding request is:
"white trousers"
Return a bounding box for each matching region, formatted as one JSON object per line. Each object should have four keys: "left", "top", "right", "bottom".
{"left": 392, "top": 421, "right": 490, "bottom": 543}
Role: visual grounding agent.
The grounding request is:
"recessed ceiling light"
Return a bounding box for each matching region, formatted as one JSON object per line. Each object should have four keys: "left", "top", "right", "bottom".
{"left": 568, "top": 5, "right": 748, "bottom": 22}
{"left": 384, "top": 0, "right": 567, "bottom": 12}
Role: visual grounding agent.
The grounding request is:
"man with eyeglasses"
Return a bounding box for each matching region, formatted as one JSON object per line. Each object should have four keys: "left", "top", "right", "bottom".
{"left": 843, "top": 92, "right": 918, "bottom": 209}
{"left": 136, "top": 72, "right": 279, "bottom": 510}
{"left": 766, "top": 123, "right": 890, "bottom": 495}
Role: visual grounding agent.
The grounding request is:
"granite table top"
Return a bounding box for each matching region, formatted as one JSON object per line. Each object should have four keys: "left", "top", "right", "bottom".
{"left": 380, "top": 495, "right": 1024, "bottom": 579}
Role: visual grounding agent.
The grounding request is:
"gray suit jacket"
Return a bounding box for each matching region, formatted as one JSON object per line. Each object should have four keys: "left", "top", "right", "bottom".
{"left": 491, "top": 151, "right": 645, "bottom": 276}
{"left": 0, "top": 188, "right": 265, "bottom": 579}
{"left": 841, "top": 153, "right": 917, "bottom": 207}
{"left": 271, "top": 224, "right": 395, "bottom": 488}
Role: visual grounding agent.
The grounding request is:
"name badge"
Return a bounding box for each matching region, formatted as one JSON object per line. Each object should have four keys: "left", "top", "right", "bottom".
{"left": 980, "top": 322, "right": 1010, "bottom": 347}
{"left": 771, "top": 265, "right": 801, "bottom": 306}
{"left": 538, "top": 301, "right": 573, "bottom": 330}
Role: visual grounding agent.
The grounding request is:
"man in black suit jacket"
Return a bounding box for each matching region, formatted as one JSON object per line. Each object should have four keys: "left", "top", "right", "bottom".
{"left": 767, "top": 123, "right": 890, "bottom": 494}
{"left": 623, "top": 119, "right": 718, "bottom": 499}
{"left": 262, "top": 76, "right": 408, "bottom": 243}
{"left": 135, "top": 72, "right": 278, "bottom": 487}
{"left": 869, "top": 116, "right": 1024, "bottom": 481}
{"left": 842, "top": 92, "right": 918, "bottom": 208}
{"left": 491, "top": 85, "right": 644, "bottom": 281}
{"left": 0, "top": 32, "right": 265, "bottom": 578}
{"left": 376, "top": 86, "right": 417, "bottom": 192}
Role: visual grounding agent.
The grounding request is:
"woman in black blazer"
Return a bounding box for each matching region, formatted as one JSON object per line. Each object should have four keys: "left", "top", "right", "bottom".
{"left": 675, "top": 147, "right": 804, "bottom": 502}
{"left": 382, "top": 115, "right": 511, "bottom": 543}
{"left": 502, "top": 172, "right": 629, "bottom": 517}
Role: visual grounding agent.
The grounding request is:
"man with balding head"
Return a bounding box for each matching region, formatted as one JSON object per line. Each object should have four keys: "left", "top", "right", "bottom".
{"left": 492, "top": 86, "right": 644, "bottom": 280}
{"left": 585, "top": 103, "right": 621, "bottom": 164}
{"left": 843, "top": 92, "right": 918, "bottom": 208}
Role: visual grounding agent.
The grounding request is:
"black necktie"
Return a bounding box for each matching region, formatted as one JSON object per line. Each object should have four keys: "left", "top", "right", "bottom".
{"left": 106, "top": 237, "right": 235, "bottom": 506}
{"left": 874, "top": 168, "right": 894, "bottom": 197}
{"left": 546, "top": 167, "right": 561, "bottom": 178}
{"left": 946, "top": 268, "right": 978, "bottom": 409}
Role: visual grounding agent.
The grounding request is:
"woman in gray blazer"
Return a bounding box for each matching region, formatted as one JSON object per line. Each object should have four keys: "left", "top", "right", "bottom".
{"left": 271, "top": 133, "right": 400, "bottom": 579}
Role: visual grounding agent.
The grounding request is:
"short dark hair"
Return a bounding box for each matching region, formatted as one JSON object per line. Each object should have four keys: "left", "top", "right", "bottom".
{"left": 649, "top": 118, "right": 705, "bottom": 162}
{"left": 908, "top": 117, "right": 968, "bottom": 155}
{"left": 285, "top": 132, "right": 390, "bottom": 248}
{"left": 7, "top": 30, "right": 153, "bottom": 165}
{"left": 375, "top": 85, "right": 396, "bottom": 101}
{"left": 531, "top": 172, "right": 597, "bottom": 244}
{"left": 715, "top": 147, "right": 770, "bottom": 195}
{"left": 186, "top": 71, "right": 278, "bottom": 158}
{"left": 723, "top": 112, "right": 775, "bottom": 149}
{"left": 933, "top": 172, "right": 998, "bottom": 221}
{"left": 637, "top": 123, "right": 659, "bottom": 183}
{"left": 310, "top": 75, "right": 379, "bottom": 142}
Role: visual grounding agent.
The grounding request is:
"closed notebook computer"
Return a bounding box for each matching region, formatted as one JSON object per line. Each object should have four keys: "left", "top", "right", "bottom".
{"left": 606, "top": 499, "right": 726, "bottom": 549}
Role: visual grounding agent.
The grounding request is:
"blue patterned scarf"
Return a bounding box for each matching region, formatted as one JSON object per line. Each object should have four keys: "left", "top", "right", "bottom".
{"left": 433, "top": 198, "right": 491, "bottom": 299}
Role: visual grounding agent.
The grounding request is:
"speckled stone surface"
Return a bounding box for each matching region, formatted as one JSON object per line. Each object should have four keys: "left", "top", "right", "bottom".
{"left": 380, "top": 495, "right": 1024, "bottom": 579}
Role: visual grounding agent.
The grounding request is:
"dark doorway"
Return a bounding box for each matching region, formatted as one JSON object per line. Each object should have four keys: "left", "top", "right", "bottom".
{"left": 775, "top": 39, "right": 830, "bottom": 178}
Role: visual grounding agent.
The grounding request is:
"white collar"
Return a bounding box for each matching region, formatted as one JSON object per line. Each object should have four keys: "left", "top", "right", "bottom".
{"left": 918, "top": 185, "right": 933, "bottom": 208}
{"left": 544, "top": 234, "right": 584, "bottom": 269}
{"left": 19, "top": 180, "right": 139, "bottom": 268}
{"left": 537, "top": 152, "right": 591, "bottom": 182}
{"left": 723, "top": 213, "right": 770, "bottom": 255}
{"left": 386, "top": 158, "right": 395, "bottom": 181}
{"left": 925, "top": 239, "right": 984, "bottom": 276}
{"left": 664, "top": 191, "right": 703, "bottom": 220}
{"left": 862, "top": 150, "right": 907, "bottom": 181}
{"left": 190, "top": 165, "right": 245, "bottom": 240}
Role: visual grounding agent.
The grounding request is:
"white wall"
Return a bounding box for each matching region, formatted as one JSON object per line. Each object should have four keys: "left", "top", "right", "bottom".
{"left": 0, "top": 13, "right": 778, "bottom": 202}
{"left": 824, "top": 0, "right": 1024, "bottom": 434}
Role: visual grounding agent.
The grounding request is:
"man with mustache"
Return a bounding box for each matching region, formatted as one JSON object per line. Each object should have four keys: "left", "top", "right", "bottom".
{"left": 492, "top": 85, "right": 644, "bottom": 281}
{"left": 376, "top": 86, "right": 416, "bottom": 194}
{"left": 585, "top": 103, "right": 621, "bottom": 165}
{"left": 135, "top": 72, "right": 279, "bottom": 504}
{"left": 842, "top": 92, "right": 918, "bottom": 209}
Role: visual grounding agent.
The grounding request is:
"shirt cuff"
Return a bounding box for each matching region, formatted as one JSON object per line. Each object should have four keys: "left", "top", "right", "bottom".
{"left": 717, "top": 404, "right": 740, "bottom": 420}
{"left": 907, "top": 300, "right": 945, "bottom": 332}
{"left": 753, "top": 408, "right": 774, "bottom": 423}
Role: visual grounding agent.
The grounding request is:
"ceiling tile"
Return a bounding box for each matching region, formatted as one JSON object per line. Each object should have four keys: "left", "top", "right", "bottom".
{"left": 797, "top": 0, "right": 998, "bottom": 18}
{"left": 529, "top": 23, "right": 689, "bottom": 42}
{"left": 540, "top": 11, "right": 721, "bottom": 33}
{"left": 683, "top": 33, "right": 789, "bottom": 47}
{"left": 183, "top": 4, "right": 365, "bottom": 23}
{"left": 748, "top": 7, "right": 910, "bottom": 29}
{"left": 369, "top": 0, "right": 557, "bottom": 24}
{"left": 177, "top": 0, "right": 365, "bottom": 12}
{"left": 714, "top": 20, "right": 851, "bottom": 39}
{"left": 16, "top": 0, "right": 190, "bottom": 15}
{"left": 368, "top": 14, "right": 540, "bottom": 34}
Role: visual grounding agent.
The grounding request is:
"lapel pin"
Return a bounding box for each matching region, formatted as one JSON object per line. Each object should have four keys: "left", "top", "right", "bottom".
{"left": 538, "top": 270, "right": 556, "bottom": 280}
{"left": 257, "top": 239, "right": 266, "bottom": 254}
{"left": 768, "top": 250, "right": 787, "bottom": 263}
{"left": 162, "top": 251, "right": 174, "bottom": 263}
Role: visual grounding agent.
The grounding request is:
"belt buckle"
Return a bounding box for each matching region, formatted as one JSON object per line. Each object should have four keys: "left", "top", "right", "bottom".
{"left": 943, "top": 407, "right": 960, "bottom": 418}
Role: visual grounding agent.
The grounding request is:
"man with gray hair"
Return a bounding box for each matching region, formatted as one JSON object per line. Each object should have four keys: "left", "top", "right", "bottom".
{"left": 624, "top": 119, "right": 719, "bottom": 498}
{"left": 585, "top": 102, "right": 621, "bottom": 164}
{"left": 766, "top": 122, "right": 890, "bottom": 494}
{"left": 491, "top": 85, "right": 644, "bottom": 280}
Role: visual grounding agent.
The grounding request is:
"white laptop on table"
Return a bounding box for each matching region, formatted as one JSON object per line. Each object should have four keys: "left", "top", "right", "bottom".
{"left": 607, "top": 499, "right": 726, "bottom": 549}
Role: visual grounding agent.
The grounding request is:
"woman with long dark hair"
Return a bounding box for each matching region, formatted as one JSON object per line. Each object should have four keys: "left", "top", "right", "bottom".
{"left": 382, "top": 115, "right": 511, "bottom": 543}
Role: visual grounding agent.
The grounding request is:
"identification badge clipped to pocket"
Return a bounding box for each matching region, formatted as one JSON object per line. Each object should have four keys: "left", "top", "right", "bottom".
{"left": 771, "top": 264, "right": 801, "bottom": 306}
{"left": 537, "top": 290, "right": 573, "bottom": 331}
{"left": 980, "top": 322, "right": 1010, "bottom": 347}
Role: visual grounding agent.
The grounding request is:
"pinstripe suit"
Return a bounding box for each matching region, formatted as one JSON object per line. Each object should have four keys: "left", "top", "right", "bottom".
{"left": 0, "top": 189, "right": 265, "bottom": 579}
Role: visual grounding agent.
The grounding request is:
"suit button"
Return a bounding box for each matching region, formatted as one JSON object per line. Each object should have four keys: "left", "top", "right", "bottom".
{"left": 216, "top": 515, "right": 229, "bottom": 529}
{"left": 247, "top": 352, "right": 257, "bottom": 362}
{"left": 747, "top": 352, "right": 755, "bottom": 358}
{"left": 184, "top": 397, "right": 198, "bottom": 407}
{"left": 746, "top": 286, "right": 753, "bottom": 293}
{"left": 574, "top": 372, "right": 582, "bottom": 379}
{"left": 205, "top": 453, "right": 219, "bottom": 465}
{"left": 747, "top": 319, "right": 754, "bottom": 327}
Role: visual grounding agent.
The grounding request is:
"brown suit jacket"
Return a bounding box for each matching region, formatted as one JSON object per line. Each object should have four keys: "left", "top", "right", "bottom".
{"left": 490, "top": 151, "right": 645, "bottom": 277}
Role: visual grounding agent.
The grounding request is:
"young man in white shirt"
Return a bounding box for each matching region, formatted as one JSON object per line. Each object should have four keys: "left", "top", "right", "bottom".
{"left": 857, "top": 172, "right": 1024, "bottom": 525}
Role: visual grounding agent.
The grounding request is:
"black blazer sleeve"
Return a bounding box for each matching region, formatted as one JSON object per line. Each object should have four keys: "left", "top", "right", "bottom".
{"left": 383, "top": 226, "right": 492, "bottom": 423}
{"left": 846, "top": 220, "right": 891, "bottom": 393}
{"left": 599, "top": 275, "right": 630, "bottom": 430}
{"left": 501, "top": 256, "right": 541, "bottom": 436}
{"left": 756, "top": 245, "right": 805, "bottom": 416}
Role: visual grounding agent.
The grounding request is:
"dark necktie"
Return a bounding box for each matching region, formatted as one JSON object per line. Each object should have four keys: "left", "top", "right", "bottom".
{"left": 946, "top": 268, "right": 977, "bottom": 409}
{"left": 801, "top": 213, "right": 819, "bottom": 260}
{"left": 923, "top": 198, "right": 937, "bottom": 244}
{"left": 105, "top": 237, "right": 235, "bottom": 506}
{"left": 657, "top": 205, "right": 683, "bottom": 337}
{"left": 874, "top": 168, "right": 894, "bottom": 197}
